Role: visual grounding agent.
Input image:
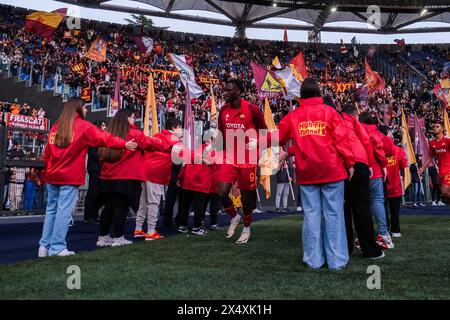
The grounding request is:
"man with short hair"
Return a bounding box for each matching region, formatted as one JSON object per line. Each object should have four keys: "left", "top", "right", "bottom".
{"left": 420, "top": 122, "right": 450, "bottom": 204}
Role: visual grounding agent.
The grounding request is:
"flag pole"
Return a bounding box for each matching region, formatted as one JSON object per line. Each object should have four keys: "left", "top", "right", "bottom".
{"left": 143, "top": 72, "right": 152, "bottom": 136}
{"left": 285, "top": 163, "right": 296, "bottom": 202}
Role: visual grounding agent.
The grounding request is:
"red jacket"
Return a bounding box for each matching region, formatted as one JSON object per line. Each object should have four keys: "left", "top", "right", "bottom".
{"left": 342, "top": 113, "right": 374, "bottom": 166}
{"left": 100, "top": 126, "right": 168, "bottom": 181}
{"left": 386, "top": 145, "right": 408, "bottom": 198}
{"left": 44, "top": 115, "right": 126, "bottom": 186}
{"left": 208, "top": 149, "right": 222, "bottom": 194}
{"left": 178, "top": 144, "right": 211, "bottom": 193}
{"left": 361, "top": 124, "right": 388, "bottom": 180}
{"left": 144, "top": 130, "right": 180, "bottom": 185}
{"left": 278, "top": 97, "right": 355, "bottom": 185}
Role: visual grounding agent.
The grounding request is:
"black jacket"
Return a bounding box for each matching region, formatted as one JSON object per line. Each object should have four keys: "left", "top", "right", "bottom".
{"left": 87, "top": 147, "right": 101, "bottom": 174}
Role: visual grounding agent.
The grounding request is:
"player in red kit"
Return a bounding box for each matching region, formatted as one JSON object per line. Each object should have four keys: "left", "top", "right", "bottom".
{"left": 215, "top": 79, "right": 269, "bottom": 244}
{"left": 419, "top": 122, "right": 450, "bottom": 203}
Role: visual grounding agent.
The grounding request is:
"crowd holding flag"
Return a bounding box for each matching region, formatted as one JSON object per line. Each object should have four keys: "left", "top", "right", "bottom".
{"left": 24, "top": 8, "right": 67, "bottom": 40}
{"left": 365, "top": 58, "right": 385, "bottom": 93}
{"left": 251, "top": 62, "right": 284, "bottom": 98}
{"left": 71, "top": 62, "right": 87, "bottom": 77}
{"left": 87, "top": 36, "right": 108, "bottom": 62}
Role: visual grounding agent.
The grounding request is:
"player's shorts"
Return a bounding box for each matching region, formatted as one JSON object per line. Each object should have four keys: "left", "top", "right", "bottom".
{"left": 440, "top": 172, "right": 450, "bottom": 186}
{"left": 218, "top": 164, "right": 257, "bottom": 191}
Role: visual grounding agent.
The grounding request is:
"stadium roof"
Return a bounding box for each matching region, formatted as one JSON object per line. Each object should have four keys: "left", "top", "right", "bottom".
{"left": 59, "top": 0, "right": 450, "bottom": 36}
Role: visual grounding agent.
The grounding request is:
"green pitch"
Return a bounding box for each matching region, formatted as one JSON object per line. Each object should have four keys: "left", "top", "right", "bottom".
{"left": 1, "top": 215, "right": 449, "bottom": 299}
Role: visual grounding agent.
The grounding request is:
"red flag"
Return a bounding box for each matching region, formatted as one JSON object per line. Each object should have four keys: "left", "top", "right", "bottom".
{"left": 365, "top": 58, "right": 385, "bottom": 94}
{"left": 289, "top": 52, "right": 308, "bottom": 82}
{"left": 108, "top": 69, "right": 121, "bottom": 117}
{"left": 394, "top": 39, "right": 406, "bottom": 47}
{"left": 283, "top": 28, "right": 288, "bottom": 43}
{"left": 24, "top": 8, "right": 67, "bottom": 40}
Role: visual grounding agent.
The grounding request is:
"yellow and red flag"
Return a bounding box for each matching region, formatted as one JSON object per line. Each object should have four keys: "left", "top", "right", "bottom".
{"left": 259, "top": 98, "right": 278, "bottom": 199}
{"left": 24, "top": 8, "right": 67, "bottom": 40}
{"left": 365, "top": 58, "right": 385, "bottom": 94}
{"left": 289, "top": 52, "right": 308, "bottom": 82}
{"left": 401, "top": 108, "right": 416, "bottom": 191}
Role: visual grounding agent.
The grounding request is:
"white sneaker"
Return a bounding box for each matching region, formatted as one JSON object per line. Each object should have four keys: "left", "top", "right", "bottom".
{"left": 236, "top": 229, "right": 250, "bottom": 244}
{"left": 391, "top": 232, "right": 402, "bottom": 238}
{"left": 438, "top": 201, "right": 446, "bottom": 206}
{"left": 111, "top": 236, "right": 133, "bottom": 247}
{"left": 54, "top": 249, "right": 75, "bottom": 257}
{"left": 226, "top": 214, "right": 241, "bottom": 238}
{"left": 432, "top": 201, "right": 437, "bottom": 206}
{"left": 189, "top": 211, "right": 195, "bottom": 217}
{"left": 296, "top": 206, "right": 303, "bottom": 212}
{"left": 38, "top": 246, "right": 48, "bottom": 258}
{"left": 253, "top": 208, "right": 263, "bottom": 214}
{"left": 382, "top": 234, "right": 395, "bottom": 249}
{"left": 96, "top": 235, "right": 113, "bottom": 247}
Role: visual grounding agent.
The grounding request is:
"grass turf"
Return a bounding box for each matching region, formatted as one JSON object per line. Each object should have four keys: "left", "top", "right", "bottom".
{"left": 1, "top": 215, "right": 450, "bottom": 299}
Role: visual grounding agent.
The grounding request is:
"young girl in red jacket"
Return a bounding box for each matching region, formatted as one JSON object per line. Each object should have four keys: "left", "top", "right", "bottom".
{"left": 38, "top": 98, "right": 137, "bottom": 257}
{"left": 96, "top": 109, "right": 168, "bottom": 247}
{"left": 177, "top": 140, "right": 213, "bottom": 236}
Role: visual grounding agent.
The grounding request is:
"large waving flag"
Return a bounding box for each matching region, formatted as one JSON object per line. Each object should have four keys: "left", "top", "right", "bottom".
{"left": 401, "top": 108, "right": 416, "bottom": 191}
{"left": 25, "top": 9, "right": 67, "bottom": 40}
{"left": 259, "top": 98, "right": 278, "bottom": 199}
{"left": 184, "top": 83, "right": 195, "bottom": 150}
{"left": 251, "top": 62, "right": 283, "bottom": 99}
{"left": 87, "top": 36, "right": 107, "bottom": 62}
{"left": 365, "top": 58, "right": 385, "bottom": 94}
{"left": 133, "top": 36, "right": 154, "bottom": 54}
{"left": 289, "top": 52, "right": 308, "bottom": 82}
{"left": 274, "top": 67, "right": 302, "bottom": 101}
{"left": 169, "top": 53, "right": 203, "bottom": 98}
{"left": 433, "top": 79, "right": 450, "bottom": 108}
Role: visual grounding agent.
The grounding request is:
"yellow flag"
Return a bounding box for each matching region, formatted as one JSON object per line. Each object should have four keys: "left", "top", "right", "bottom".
{"left": 259, "top": 98, "right": 277, "bottom": 198}
{"left": 443, "top": 108, "right": 450, "bottom": 137}
{"left": 144, "top": 73, "right": 159, "bottom": 136}
{"left": 401, "top": 108, "right": 416, "bottom": 191}
{"left": 272, "top": 56, "right": 281, "bottom": 69}
{"left": 210, "top": 85, "right": 217, "bottom": 125}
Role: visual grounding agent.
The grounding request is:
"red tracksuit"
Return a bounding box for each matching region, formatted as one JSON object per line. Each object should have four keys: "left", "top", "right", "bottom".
{"left": 429, "top": 136, "right": 450, "bottom": 186}
{"left": 386, "top": 145, "right": 408, "bottom": 198}
{"left": 44, "top": 114, "right": 126, "bottom": 186}
{"left": 277, "top": 97, "right": 355, "bottom": 185}
{"left": 100, "top": 125, "right": 168, "bottom": 181}
{"left": 144, "top": 130, "right": 180, "bottom": 185}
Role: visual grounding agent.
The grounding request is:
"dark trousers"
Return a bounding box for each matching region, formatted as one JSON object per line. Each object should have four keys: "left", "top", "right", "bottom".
{"left": 163, "top": 179, "right": 183, "bottom": 227}
{"left": 179, "top": 189, "right": 207, "bottom": 228}
{"left": 432, "top": 182, "right": 440, "bottom": 202}
{"left": 202, "top": 193, "right": 221, "bottom": 226}
{"left": 99, "top": 192, "right": 129, "bottom": 238}
{"left": 344, "top": 162, "right": 382, "bottom": 258}
{"left": 388, "top": 196, "right": 402, "bottom": 233}
{"left": 84, "top": 172, "right": 101, "bottom": 220}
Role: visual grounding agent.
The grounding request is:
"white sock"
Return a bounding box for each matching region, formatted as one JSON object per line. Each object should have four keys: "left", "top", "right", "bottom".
{"left": 147, "top": 227, "right": 155, "bottom": 235}
{"left": 243, "top": 226, "right": 251, "bottom": 233}
{"left": 232, "top": 214, "right": 241, "bottom": 222}
{"left": 135, "top": 225, "right": 143, "bottom": 231}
